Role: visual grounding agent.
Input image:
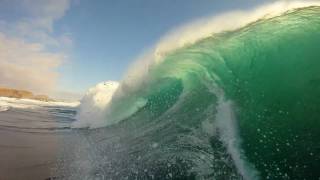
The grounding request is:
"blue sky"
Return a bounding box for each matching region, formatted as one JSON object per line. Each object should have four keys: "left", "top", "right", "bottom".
{"left": 0, "top": 0, "right": 269, "bottom": 99}
{"left": 58, "top": 0, "right": 267, "bottom": 92}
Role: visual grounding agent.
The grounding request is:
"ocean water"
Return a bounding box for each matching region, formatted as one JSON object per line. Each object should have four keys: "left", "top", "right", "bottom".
{"left": 65, "top": 4, "right": 319, "bottom": 180}
{"left": 0, "top": 97, "right": 78, "bottom": 180}
{"left": 1, "top": 2, "right": 320, "bottom": 180}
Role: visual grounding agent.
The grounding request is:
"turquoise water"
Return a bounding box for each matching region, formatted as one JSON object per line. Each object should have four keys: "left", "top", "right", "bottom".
{"left": 59, "top": 6, "right": 320, "bottom": 179}
{"left": 107, "top": 7, "right": 320, "bottom": 179}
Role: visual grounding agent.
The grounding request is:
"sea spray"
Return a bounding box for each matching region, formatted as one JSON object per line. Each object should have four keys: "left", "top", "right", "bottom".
{"left": 72, "top": 81, "right": 119, "bottom": 128}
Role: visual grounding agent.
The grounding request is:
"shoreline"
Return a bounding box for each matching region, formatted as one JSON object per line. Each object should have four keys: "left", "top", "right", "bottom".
{"left": 0, "top": 87, "right": 53, "bottom": 102}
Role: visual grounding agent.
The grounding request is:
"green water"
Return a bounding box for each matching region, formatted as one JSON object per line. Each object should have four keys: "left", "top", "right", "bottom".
{"left": 104, "top": 6, "right": 320, "bottom": 179}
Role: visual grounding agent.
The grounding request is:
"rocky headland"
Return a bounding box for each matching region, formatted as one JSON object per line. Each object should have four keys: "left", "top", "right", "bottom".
{"left": 0, "top": 87, "right": 53, "bottom": 102}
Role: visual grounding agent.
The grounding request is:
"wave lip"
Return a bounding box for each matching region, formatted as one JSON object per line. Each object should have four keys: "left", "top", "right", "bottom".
{"left": 155, "top": 0, "right": 320, "bottom": 59}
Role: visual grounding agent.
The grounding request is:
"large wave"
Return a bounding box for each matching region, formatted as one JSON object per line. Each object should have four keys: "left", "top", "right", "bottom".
{"left": 70, "top": 2, "right": 320, "bottom": 179}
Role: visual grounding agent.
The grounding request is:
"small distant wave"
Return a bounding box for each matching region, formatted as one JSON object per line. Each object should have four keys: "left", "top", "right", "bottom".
{"left": 0, "top": 105, "right": 9, "bottom": 112}
{"left": 0, "top": 97, "right": 79, "bottom": 111}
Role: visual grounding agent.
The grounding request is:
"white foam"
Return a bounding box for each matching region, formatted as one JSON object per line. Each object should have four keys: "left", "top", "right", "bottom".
{"left": 71, "top": 81, "right": 119, "bottom": 128}
{"left": 0, "top": 105, "right": 9, "bottom": 112}
{"left": 200, "top": 79, "right": 259, "bottom": 179}
{"left": 214, "top": 98, "right": 259, "bottom": 179}
{"left": 0, "top": 96, "right": 79, "bottom": 111}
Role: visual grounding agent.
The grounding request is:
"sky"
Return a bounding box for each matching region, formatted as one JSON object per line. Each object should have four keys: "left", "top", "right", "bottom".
{"left": 0, "top": 0, "right": 270, "bottom": 100}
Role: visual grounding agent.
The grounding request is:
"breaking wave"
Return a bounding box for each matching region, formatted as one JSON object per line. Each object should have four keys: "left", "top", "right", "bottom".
{"left": 69, "top": 2, "right": 320, "bottom": 179}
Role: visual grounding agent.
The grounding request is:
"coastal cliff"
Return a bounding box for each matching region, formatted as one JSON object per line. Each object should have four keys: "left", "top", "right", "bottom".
{"left": 0, "top": 87, "right": 52, "bottom": 101}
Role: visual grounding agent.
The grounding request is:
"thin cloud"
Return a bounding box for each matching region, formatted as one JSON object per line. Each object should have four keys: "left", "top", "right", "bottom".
{"left": 0, "top": 0, "right": 73, "bottom": 48}
{"left": 0, "top": 32, "right": 63, "bottom": 94}
{"left": 22, "top": 0, "right": 71, "bottom": 31}
{"left": 0, "top": 0, "right": 72, "bottom": 97}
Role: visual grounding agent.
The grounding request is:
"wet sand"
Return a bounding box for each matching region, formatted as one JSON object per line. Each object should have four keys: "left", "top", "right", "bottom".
{"left": 0, "top": 128, "right": 59, "bottom": 180}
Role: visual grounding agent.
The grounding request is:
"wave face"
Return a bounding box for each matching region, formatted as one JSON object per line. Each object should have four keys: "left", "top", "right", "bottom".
{"left": 66, "top": 5, "right": 320, "bottom": 180}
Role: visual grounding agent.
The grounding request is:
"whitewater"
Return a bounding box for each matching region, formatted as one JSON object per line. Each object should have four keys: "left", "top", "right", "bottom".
{"left": 2, "top": 1, "right": 319, "bottom": 179}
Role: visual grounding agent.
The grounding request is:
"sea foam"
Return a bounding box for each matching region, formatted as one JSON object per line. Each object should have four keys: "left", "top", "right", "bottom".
{"left": 71, "top": 81, "right": 119, "bottom": 128}
{"left": 0, "top": 105, "right": 9, "bottom": 112}
{"left": 0, "top": 96, "right": 79, "bottom": 111}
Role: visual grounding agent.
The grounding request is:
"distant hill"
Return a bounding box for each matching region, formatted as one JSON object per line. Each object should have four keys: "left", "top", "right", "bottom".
{"left": 0, "top": 87, "right": 53, "bottom": 102}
